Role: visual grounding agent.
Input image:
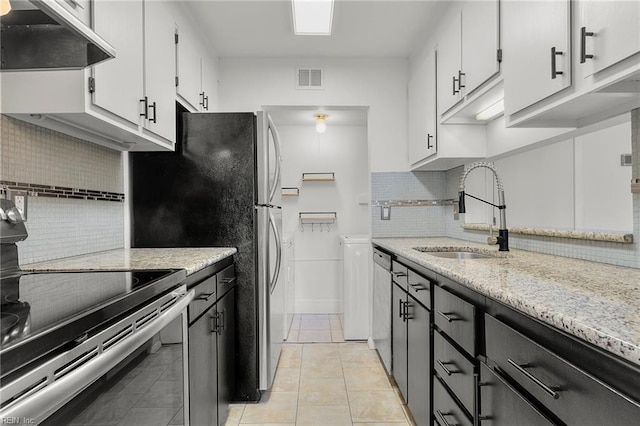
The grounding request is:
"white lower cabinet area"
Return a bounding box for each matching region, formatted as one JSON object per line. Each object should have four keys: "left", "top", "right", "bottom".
{"left": 341, "top": 235, "right": 371, "bottom": 340}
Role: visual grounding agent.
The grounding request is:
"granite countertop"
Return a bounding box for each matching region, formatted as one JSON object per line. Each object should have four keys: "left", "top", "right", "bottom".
{"left": 372, "top": 237, "right": 640, "bottom": 367}
{"left": 22, "top": 247, "right": 237, "bottom": 276}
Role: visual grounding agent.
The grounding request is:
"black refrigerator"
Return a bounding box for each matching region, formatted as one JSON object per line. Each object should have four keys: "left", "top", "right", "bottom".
{"left": 130, "top": 109, "right": 285, "bottom": 402}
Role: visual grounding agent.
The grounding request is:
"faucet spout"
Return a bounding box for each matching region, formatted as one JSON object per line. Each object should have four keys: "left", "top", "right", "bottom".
{"left": 458, "top": 162, "right": 509, "bottom": 251}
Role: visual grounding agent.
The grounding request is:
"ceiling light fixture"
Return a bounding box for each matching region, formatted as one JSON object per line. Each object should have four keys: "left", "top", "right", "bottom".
{"left": 475, "top": 99, "right": 505, "bottom": 121}
{"left": 292, "top": 0, "right": 334, "bottom": 35}
{"left": 1, "top": 0, "right": 12, "bottom": 16}
{"left": 314, "top": 114, "right": 328, "bottom": 133}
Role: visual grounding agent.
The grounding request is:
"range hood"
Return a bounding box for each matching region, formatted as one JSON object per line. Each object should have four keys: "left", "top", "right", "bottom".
{"left": 0, "top": 0, "right": 115, "bottom": 70}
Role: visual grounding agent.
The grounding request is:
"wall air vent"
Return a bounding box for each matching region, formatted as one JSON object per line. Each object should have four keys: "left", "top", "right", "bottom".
{"left": 296, "top": 68, "right": 323, "bottom": 89}
{"left": 621, "top": 154, "right": 633, "bottom": 166}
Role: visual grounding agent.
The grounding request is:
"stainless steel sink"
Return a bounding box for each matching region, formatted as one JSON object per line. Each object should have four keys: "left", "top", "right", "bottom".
{"left": 413, "top": 247, "right": 495, "bottom": 259}
{"left": 425, "top": 251, "right": 493, "bottom": 259}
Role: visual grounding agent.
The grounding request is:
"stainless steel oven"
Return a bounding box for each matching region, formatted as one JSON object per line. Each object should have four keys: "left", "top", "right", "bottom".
{"left": 0, "top": 278, "right": 193, "bottom": 425}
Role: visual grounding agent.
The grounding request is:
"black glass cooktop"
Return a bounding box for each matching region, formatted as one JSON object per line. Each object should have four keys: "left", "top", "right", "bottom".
{"left": 0, "top": 269, "right": 186, "bottom": 378}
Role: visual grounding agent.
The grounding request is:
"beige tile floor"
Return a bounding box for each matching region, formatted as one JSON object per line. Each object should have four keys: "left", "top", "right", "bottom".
{"left": 286, "top": 314, "right": 345, "bottom": 343}
{"left": 225, "top": 315, "right": 415, "bottom": 425}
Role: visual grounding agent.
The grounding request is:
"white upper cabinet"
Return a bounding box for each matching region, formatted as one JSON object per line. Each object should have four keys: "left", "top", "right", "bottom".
{"left": 579, "top": 1, "right": 640, "bottom": 78}
{"left": 437, "top": 0, "right": 500, "bottom": 120}
{"left": 176, "top": 23, "right": 218, "bottom": 112}
{"left": 408, "top": 48, "right": 437, "bottom": 166}
{"left": 201, "top": 53, "right": 218, "bottom": 112}
{"left": 143, "top": 0, "right": 177, "bottom": 143}
{"left": 437, "top": 12, "right": 463, "bottom": 114}
{"left": 461, "top": 0, "right": 500, "bottom": 95}
{"left": 0, "top": 0, "right": 182, "bottom": 151}
{"left": 176, "top": 24, "right": 205, "bottom": 111}
{"left": 92, "top": 0, "right": 144, "bottom": 126}
{"left": 503, "top": 0, "right": 571, "bottom": 115}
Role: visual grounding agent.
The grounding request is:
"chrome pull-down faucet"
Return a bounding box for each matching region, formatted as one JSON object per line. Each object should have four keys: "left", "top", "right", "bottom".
{"left": 458, "top": 162, "right": 509, "bottom": 251}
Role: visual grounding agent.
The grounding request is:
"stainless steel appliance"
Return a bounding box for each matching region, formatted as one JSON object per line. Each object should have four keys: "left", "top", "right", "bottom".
{"left": 130, "top": 109, "right": 284, "bottom": 400}
{"left": 0, "top": 200, "right": 192, "bottom": 425}
{"left": 372, "top": 247, "right": 392, "bottom": 373}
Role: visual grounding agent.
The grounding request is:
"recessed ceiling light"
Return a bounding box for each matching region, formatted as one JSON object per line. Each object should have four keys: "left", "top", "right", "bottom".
{"left": 292, "top": 0, "right": 334, "bottom": 36}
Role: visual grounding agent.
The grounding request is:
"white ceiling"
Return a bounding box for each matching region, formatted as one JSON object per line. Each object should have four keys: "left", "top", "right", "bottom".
{"left": 183, "top": 0, "right": 449, "bottom": 58}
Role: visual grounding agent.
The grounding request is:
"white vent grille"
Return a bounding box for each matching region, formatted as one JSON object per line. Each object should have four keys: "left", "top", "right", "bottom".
{"left": 621, "top": 154, "right": 632, "bottom": 166}
{"left": 296, "top": 68, "right": 323, "bottom": 89}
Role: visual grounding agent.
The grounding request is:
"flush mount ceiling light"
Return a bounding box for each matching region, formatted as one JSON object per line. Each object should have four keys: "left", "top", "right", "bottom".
{"left": 1, "top": 0, "right": 12, "bottom": 16}
{"left": 292, "top": 0, "right": 334, "bottom": 35}
{"left": 475, "top": 99, "right": 505, "bottom": 121}
{"left": 314, "top": 113, "right": 328, "bottom": 133}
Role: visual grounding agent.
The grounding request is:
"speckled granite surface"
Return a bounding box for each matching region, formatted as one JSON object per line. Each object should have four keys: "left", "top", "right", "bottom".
{"left": 372, "top": 237, "right": 640, "bottom": 367}
{"left": 22, "top": 247, "right": 237, "bottom": 276}
{"left": 462, "top": 223, "right": 634, "bottom": 243}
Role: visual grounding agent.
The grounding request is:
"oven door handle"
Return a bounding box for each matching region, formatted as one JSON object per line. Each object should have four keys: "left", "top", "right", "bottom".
{"left": 0, "top": 287, "right": 194, "bottom": 424}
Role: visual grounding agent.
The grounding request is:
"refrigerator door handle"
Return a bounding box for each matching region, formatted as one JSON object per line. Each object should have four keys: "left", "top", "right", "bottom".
{"left": 267, "top": 113, "right": 282, "bottom": 205}
{"left": 269, "top": 211, "right": 282, "bottom": 294}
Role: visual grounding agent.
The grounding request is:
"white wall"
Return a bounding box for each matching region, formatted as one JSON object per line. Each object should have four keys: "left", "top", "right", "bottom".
{"left": 218, "top": 57, "right": 408, "bottom": 172}
{"left": 455, "top": 118, "right": 633, "bottom": 232}
{"left": 279, "top": 125, "right": 369, "bottom": 313}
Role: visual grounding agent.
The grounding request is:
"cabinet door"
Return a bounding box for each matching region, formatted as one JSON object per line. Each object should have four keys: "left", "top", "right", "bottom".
{"left": 406, "top": 297, "right": 430, "bottom": 426}
{"left": 92, "top": 0, "right": 144, "bottom": 125}
{"left": 462, "top": 0, "right": 499, "bottom": 94}
{"left": 188, "top": 306, "right": 218, "bottom": 426}
{"left": 479, "top": 363, "right": 555, "bottom": 426}
{"left": 437, "top": 12, "right": 463, "bottom": 114}
{"left": 503, "top": 0, "right": 571, "bottom": 115}
{"left": 176, "top": 24, "right": 203, "bottom": 111}
{"left": 201, "top": 53, "right": 218, "bottom": 112}
{"left": 143, "top": 0, "right": 176, "bottom": 142}
{"left": 217, "top": 289, "right": 236, "bottom": 426}
{"left": 408, "top": 49, "right": 437, "bottom": 165}
{"left": 580, "top": 0, "right": 640, "bottom": 77}
{"left": 392, "top": 284, "right": 408, "bottom": 402}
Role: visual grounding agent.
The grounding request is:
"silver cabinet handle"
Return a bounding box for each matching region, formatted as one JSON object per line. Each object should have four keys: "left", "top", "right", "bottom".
{"left": 435, "top": 410, "right": 457, "bottom": 426}
{"left": 403, "top": 301, "right": 412, "bottom": 321}
{"left": 409, "top": 282, "right": 428, "bottom": 292}
{"left": 392, "top": 271, "right": 407, "bottom": 278}
{"left": 398, "top": 298, "right": 404, "bottom": 320}
{"left": 436, "top": 360, "right": 458, "bottom": 376}
{"left": 221, "top": 277, "right": 236, "bottom": 285}
{"left": 437, "top": 311, "right": 458, "bottom": 322}
{"left": 197, "top": 292, "right": 216, "bottom": 301}
{"left": 507, "top": 358, "right": 560, "bottom": 400}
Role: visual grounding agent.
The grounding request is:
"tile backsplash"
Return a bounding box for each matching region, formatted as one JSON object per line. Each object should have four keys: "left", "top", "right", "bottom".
{"left": 371, "top": 171, "right": 448, "bottom": 238}
{"left": 1, "top": 115, "right": 124, "bottom": 264}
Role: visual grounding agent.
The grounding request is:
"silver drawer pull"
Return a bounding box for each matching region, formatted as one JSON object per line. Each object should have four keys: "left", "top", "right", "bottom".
{"left": 507, "top": 358, "right": 560, "bottom": 400}
{"left": 409, "top": 282, "right": 428, "bottom": 292}
{"left": 220, "top": 277, "right": 236, "bottom": 285}
{"left": 198, "top": 292, "right": 216, "bottom": 301}
{"left": 435, "top": 409, "right": 458, "bottom": 426}
{"left": 437, "top": 360, "right": 459, "bottom": 376}
{"left": 437, "top": 311, "right": 459, "bottom": 322}
{"left": 392, "top": 271, "right": 407, "bottom": 278}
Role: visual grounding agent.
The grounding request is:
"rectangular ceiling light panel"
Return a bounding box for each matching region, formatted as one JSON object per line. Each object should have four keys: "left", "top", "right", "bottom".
{"left": 292, "top": 0, "right": 334, "bottom": 35}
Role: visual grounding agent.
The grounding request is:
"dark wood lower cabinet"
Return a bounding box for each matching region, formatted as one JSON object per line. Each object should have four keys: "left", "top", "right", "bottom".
{"left": 478, "top": 362, "right": 556, "bottom": 425}
{"left": 380, "top": 248, "right": 640, "bottom": 426}
{"left": 406, "top": 295, "right": 431, "bottom": 426}
{"left": 188, "top": 285, "right": 236, "bottom": 426}
{"left": 392, "top": 282, "right": 408, "bottom": 400}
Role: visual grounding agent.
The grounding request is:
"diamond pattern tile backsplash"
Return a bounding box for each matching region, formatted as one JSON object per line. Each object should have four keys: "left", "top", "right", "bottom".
{"left": 1, "top": 115, "right": 124, "bottom": 264}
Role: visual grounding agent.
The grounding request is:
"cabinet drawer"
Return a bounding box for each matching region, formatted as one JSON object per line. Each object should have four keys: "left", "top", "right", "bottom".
{"left": 188, "top": 275, "right": 216, "bottom": 323}
{"left": 407, "top": 269, "right": 431, "bottom": 309}
{"left": 434, "top": 330, "right": 475, "bottom": 414}
{"left": 391, "top": 260, "right": 408, "bottom": 290}
{"left": 216, "top": 264, "right": 236, "bottom": 298}
{"left": 433, "top": 376, "right": 472, "bottom": 426}
{"left": 485, "top": 315, "right": 640, "bottom": 425}
{"left": 434, "top": 286, "right": 476, "bottom": 356}
{"left": 479, "top": 362, "right": 555, "bottom": 425}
